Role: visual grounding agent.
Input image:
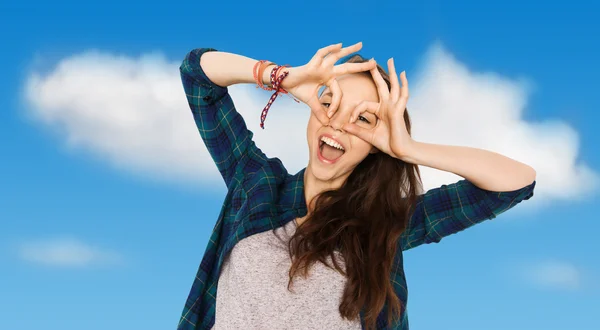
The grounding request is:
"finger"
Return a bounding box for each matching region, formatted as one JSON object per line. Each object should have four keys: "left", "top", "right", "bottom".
{"left": 388, "top": 58, "right": 400, "bottom": 102}
{"left": 312, "top": 43, "right": 343, "bottom": 63}
{"left": 327, "top": 79, "right": 342, "bottom": 118}
{"left": 307, "top": 96, "right": 330, "bottom": 126}
{"left": 342, "top": 122, "right": 374, "bottom": 144}
{"left": 400, "top": 70, "right": 409, "bottom": 100}
{"left": 349, "top": 100, "right": 379, "bottom": 123}
{"left": 332, "top": 59, "right": 376, "bottom": 76}
{"left": 370, "top": 66, "right": 389, "bottom": 102}
{"left": 327, "top": 41, "right": 363, "bottom": 62}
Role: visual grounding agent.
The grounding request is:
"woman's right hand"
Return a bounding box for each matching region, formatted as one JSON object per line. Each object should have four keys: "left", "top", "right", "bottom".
{"left": 280, "top": 42, "right": 376, "bottom": 125}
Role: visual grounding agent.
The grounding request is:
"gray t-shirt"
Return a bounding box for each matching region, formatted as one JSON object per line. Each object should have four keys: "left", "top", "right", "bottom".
{"left": 211, "top": 219, "right": 362, "bottom": 329}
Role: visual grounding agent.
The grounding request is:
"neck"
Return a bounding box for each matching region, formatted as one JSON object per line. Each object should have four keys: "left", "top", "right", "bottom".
{"left": 301, "top": 163, "right": 350, "bottom": 219}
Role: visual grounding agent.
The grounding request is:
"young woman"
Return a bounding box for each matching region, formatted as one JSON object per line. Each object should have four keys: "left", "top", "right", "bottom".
{"left": 177, "top": 42, "right": 536, "bottom": 330}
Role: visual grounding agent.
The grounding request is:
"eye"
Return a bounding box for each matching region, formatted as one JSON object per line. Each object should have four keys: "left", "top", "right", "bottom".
{"left": 358, "top": 115, "right": 370, "bottom": 124}
{"left": 322, "top": 102, "right": 331, "bottom": 108}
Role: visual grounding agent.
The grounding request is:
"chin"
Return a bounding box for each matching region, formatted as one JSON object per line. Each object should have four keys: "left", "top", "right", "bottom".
{"left": 307, "top": 157, "right": 336, "bottom": 180}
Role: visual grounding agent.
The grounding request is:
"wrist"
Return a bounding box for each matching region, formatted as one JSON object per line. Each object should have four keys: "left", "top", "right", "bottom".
{"left": 261, "top": 64, "right": 277, "bottom": 88}
{"left": 261, "top": 64, "right": 295, "bottom": 90}
{"left": 397, "top": 139, "right": 420, "bottom": 164}
{"left": 279, "top": 66, "right": 296, "bottom": 90}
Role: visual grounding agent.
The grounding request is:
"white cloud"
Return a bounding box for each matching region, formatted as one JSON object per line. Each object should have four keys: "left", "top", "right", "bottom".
{"left": 21, "top": 43, "right": 598, "bottom": 199}
{"left": 408, "top": 42, "right": 598, "bottom": 201}
{"left": 18, "top": 238, "right": 122, "bottom": 267}
{"left": 520, "top": 259, "right": 583, "bottom": 291}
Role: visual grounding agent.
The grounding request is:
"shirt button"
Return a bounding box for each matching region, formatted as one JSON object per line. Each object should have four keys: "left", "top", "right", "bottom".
{"left": 203, "top": 95, "right": 212, "bottom": 102}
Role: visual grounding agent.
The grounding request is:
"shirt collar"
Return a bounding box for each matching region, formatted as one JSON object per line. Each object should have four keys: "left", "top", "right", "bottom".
{"left": 280, "top": 167, "right": 308, "bottom": 216}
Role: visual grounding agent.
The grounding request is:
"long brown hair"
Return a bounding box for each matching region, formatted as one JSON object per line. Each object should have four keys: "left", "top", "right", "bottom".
{"left": 274, "top": 54, "right": 423, "bottom": 329}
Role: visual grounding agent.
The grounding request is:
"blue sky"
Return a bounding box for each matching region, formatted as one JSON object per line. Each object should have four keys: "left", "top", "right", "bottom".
{"left": 1, "top": 1, "right": 599, "bottom": 329}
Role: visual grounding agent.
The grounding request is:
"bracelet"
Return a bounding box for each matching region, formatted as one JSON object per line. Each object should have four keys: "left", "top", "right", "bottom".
{"left": 254, "top": 62, "right": 301, "bottom": 129}
{"left": 260, "top": 65, "right": 290, "bottom": 129}
{"left": 271, "top": 65, "right": 299, "bottom": 103}
{"left": 253, "top": 60, "right": 274, "bottom": 91}
{"left": 270, "top": 64, "right": 291, "bottom": 94}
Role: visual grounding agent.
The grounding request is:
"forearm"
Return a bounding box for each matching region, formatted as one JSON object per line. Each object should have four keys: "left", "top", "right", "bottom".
{"left": 200, "top": 51, "right": 281, "bottom": 88}
{"left": 406, "top": 141, "right": 536, "bottom": 191}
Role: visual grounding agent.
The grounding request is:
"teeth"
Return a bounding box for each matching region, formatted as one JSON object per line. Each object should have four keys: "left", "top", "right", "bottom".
{"left": 321, "top": 136, "right": 344, "bottom": 151}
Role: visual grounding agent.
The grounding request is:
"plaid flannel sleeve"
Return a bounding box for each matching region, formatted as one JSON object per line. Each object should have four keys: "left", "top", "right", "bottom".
{"left": 180, "top": 47, "right": 265, "bottom": 188}
{"left": 399, "top": 178, "right": 536, "bottom": 251}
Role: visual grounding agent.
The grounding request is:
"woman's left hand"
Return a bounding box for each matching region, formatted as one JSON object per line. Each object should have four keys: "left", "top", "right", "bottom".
{"left": 341, "top": 58, "right": 415, "bottom": 161}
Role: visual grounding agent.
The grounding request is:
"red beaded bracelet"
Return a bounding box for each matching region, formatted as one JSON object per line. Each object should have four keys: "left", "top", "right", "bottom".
{"left": 259, "top": 65, "right": 300, "bottom": 129}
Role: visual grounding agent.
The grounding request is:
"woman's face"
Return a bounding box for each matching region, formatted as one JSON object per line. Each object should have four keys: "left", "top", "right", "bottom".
{"left": 306, "top": 73, "right": 380, "bottom": 183}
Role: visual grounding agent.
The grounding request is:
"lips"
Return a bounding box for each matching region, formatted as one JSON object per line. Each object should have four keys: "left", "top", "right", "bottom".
{"left": 317, "top": 133, "right": 346, "bottom": 164}
{"left": 318, "top": 133, "right": 346, "bottom": 151}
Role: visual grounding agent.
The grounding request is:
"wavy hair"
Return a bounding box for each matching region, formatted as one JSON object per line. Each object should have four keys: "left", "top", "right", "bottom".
{"left": 273, "top": 54, "right": 423, "bottom": 330}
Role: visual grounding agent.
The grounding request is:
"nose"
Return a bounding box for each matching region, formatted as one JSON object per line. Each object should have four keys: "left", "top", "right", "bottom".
{"left": 327, "top": 106, "right": 350, "bottom": 132}
{"left": 329, "top": 120, "right": 343, "bottom": 132}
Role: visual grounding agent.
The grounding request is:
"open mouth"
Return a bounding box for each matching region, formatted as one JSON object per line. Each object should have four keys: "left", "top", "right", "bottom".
{"left": 318, "top": 136, "right": 346, "bottom": 164}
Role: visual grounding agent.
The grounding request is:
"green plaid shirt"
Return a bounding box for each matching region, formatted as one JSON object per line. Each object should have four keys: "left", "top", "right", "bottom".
{"left": 177, "top": 47, "right": 536, "bottom": 330}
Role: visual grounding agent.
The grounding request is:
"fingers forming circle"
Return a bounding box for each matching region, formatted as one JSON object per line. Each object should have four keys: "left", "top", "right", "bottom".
{"left": 349, "top": 100, "right": 379, "bottom": 124}
{"left": 307, "top": 93, "right": 330, "bottom": 126}
{"left": 332, "top": 59, "right": 376, "bottom": 76}
{"left": 388, "top": 58, "right": 400, "bottom": 102}
{"left": 312, "top": 43, "right": 343, "bottom": 63}
{"left": 400, "top": 71, "right": 409, "bottom": 101}
{"left": 327, "top": 79, "right": 342, "bottom": 118}
{"left": 324, "top": 41, "right": 363, "bottom": 66}
{"left": 370, "top": 66, "right": 389, "bottom": 103}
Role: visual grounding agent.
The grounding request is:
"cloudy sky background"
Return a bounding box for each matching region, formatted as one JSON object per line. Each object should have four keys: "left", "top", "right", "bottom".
{"left": 1, "top": 1, "right": 599, "bottom": 329}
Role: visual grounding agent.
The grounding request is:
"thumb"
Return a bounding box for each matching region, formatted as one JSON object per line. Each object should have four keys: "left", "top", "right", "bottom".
{"left": 308, "top": 98, "right": 330, "bottom": 126}
{"left": 343, "top": 123, "right": 371, "bottom": 143}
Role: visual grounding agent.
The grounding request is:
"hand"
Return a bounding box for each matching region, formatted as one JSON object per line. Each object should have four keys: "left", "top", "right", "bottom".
{"left": 281, "top": 42, "right": 377, "bottom": 126}
{"left": 342, "top": 58, "right": 415, "bottom": 161}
